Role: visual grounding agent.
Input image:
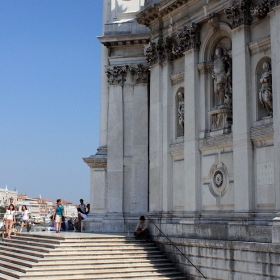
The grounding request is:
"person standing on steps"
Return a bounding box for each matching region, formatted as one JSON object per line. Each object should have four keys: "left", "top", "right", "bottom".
{"left": 18, "top": 205, "right": 31, "bottom": 233}
{"left": 5, "top": 204, "right": 16, "bottom": 238}
{"left": 52, "top": 199, "right": 65, "bottom": 233}
{"left": 134, "top": 216, "right": 150, "bottom": 240}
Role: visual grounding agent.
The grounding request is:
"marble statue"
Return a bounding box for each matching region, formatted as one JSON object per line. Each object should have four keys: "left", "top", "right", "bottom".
{"left": 178, "top": 92, "right": 184, "bottom": 132}
{"left": 259, "top": 61, "right": 273, "bottom": 117}
{"left": 212, "top": 47, "right": 232, "bottom": 108}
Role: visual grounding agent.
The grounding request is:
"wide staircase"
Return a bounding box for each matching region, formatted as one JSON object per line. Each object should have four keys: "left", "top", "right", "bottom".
{"left": 0, "top": 232, "right": 186, "bottom": 279}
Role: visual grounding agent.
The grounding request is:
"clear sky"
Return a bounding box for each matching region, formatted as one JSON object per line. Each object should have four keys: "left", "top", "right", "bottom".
{"left": 0, "top": 0, "right": 103, "bottom": 204}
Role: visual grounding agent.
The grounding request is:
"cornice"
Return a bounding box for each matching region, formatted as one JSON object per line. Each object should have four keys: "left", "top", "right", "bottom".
{"left": 98, "top": 34, "right": 150, "bottom": 48}
{"left": 248, "top": 35, "right": 271, "bottom": 55}
{"left": 170, "top": 142, "right": 184, "bottom": 156}
{"left": 198, "top": 134, "right": 233, "bottom": 151}
{"left": 83, "top": 157, "right": 107, "bottom": 169}
{"left": 250, "top": 124, "right": 274, "bottom": 148}
{"left": 136, "top": 0, "right": 189, "bottom": 28}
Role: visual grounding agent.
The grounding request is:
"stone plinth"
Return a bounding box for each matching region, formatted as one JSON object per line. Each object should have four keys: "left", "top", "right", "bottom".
{"left": 209, "top": 108, "right": 232, "bottom": 136}
{"left": 272, "top": 216, "right": 280, "bottom": 243}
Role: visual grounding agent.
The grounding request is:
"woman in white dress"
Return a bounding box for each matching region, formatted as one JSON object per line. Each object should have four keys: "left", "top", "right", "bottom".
{"left": 18, "top": 205, "right": 30, "bottom": 233}
{"left": 5, "top": 204, "right": 16, "bottom": 238}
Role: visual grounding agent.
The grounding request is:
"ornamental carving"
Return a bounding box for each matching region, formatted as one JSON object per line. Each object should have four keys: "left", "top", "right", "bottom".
{"left": 144, "top": 41, "right": 158, "bottom": 66}
{"left": 105, "top": 65, "right": 129, "bottom": 85}
{"left": 173, "top": 23, "right": 200, "bottom": 54}
{"left": 251, "top": 0, "right": 275, "bottom": 19}
{"left": 163, "top": 37, "right": 174, "bottom": 62}
{"left": 259, "top": 61, "right": 273, "bottom": 118}
{"left": 224, "top": 0, "right": 253, "bottom": 29}
{"left": 129, "top": 64, "right": 150, "bottom": 84}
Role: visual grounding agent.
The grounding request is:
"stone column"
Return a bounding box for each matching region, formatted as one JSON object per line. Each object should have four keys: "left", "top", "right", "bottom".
{"left": 162, "top": 61, "right": 173, "bottom": 212}
{"left": 184, "top": 49, "right": 201, "bottom": 212}
{"left": 106, "top": 83, "right": 124, "bottom": 231}
{"left": 131, "top": 83, "right": 149, "bottom": 214}
{"left": 270, "top": 5, "right": 280, "bottom": 210}
{"left": 232, "top": 25, "right": 253, "bottom": 212}
{"left": 149, "top": 63, "right": 163, "bottom": 213}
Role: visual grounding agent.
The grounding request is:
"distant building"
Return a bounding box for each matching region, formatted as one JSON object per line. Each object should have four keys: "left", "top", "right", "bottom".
{"left": 0, "top": 186, "right": 17, "bottom": 207}
{"left": 17, "top": 194, "right": 40, "bottom": 217}
{"left": 61, "top": 200, "right": 78, "bottom": 217}
{"left": 36, "top": 195, "right": 53, "bottom": 217}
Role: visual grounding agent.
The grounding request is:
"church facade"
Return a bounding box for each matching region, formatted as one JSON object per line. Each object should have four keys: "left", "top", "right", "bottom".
{"left": 84, "top": 0, "right": 280, "bottom": 278}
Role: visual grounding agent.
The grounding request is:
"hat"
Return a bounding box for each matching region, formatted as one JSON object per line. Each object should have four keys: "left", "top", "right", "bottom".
{"left": 139, "top": 216, "right": 146, "bottom": 220}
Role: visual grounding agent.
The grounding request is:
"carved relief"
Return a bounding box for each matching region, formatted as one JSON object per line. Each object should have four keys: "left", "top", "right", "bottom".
{"left": 144, "top": 41, "right": 158, "bottom": 66}
{"left": 105, "top": 65, "right": 129, "bottom": 85}
{"left": 178, "top": 92, "right": 184, "bottom": 133}
{"left": 212, "top": 47, "right": 232, "bottom": 109}
{"left": 251, "top": 0, "right": 275, "bottom": 19}
{"left": 173, "top": 23, "right": 200, "bottom": 54}
{"left": 129, "top": 64, "right": 150, "bottom": 84}
{"left": 209, "top": 109, "right": 232, "bottom": 133}
{"left": 224, "top": 0, "right": 253, "bottom": 29}
{"left": 259, "top": 61, "right": 273, "bottom": 118}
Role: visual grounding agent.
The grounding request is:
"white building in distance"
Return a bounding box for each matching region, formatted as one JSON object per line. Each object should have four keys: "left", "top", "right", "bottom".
{"left": 0, "top": 186, "right": 17, "bottom": 206}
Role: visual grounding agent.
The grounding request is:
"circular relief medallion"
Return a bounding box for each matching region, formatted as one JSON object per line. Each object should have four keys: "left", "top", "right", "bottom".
{"left": 213, "top": 170, "right": 223, "bottom": 188}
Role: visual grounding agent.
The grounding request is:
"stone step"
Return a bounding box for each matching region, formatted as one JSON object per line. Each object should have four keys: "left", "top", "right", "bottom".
{"left": 11, "top": 267, "right": 181, "bottom": 278}
{"left": 0, "top": 242, "right": 54, "bottom": 253}
{"left": 0, "top": 254, "right": 170, "bottom": 268}
{"left": 0, "top": 259, "right": 176, "bottom": 274}
{"left": 4, "top": 238, "right": 157, "bottom": 250}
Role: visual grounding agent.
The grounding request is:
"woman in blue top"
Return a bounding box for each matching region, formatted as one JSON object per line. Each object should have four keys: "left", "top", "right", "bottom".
{"left": 52, "top": 199, "right": 65, "bottom": 233}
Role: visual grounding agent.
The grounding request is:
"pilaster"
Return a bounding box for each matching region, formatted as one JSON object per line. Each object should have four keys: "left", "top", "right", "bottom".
{"left": 184, "top": 49, "right": 201, "bottom": 212}
{"left": 162, "top": 61, "right": 173, "bottom": 212}
{"left": 270, "top": 5, "right": 280, "bottom": 210}
{"left": 232, "top": 25, "right": 253, "bottom": 212}
{"left": 149, "top": 63, "right": 163, "bottom": 213}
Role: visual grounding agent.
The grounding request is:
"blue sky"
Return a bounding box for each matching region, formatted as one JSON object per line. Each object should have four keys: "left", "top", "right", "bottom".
{"left": 0, "top": 0, "right": 103, "bottom": 204}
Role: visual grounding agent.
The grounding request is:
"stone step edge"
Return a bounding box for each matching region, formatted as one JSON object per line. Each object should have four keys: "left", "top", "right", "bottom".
{"left": 0, "top": 259, "right": 176, "bottom": 274}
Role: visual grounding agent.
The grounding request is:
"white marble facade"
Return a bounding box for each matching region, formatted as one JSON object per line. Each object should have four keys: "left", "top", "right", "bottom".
{"left": 83, "top": 0, "right": 280, "bottom": 241}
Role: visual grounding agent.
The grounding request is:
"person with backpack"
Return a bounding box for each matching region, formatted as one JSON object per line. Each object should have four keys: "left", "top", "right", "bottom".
{"left": 52, "top": 199, "right": 65, "bottom": 233}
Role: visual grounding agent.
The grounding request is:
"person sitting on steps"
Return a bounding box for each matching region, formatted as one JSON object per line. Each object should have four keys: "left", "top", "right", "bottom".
{"left": 134, "top": 216, "right": 150, "bottom": 240}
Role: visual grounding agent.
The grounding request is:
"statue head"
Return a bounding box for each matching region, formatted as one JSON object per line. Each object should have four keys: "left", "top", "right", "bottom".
{"left": 215, "top": 47, "right": 223, "bottom": 57}
{"left": 263, "top": 61, "right": 270, "bottom": 72}
{"left": 178, "top": 92, "right": 184, "bottom": 101}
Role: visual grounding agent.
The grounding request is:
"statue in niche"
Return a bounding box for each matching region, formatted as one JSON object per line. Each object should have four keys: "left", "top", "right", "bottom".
{"left": 212, "top": 47, "right": 232, "bottom": 108}
{"left": 259, "top": 61, "right": 273, "bottom": 117}
{"left": 178, "top": 92, "right": 184, "bottom": 132}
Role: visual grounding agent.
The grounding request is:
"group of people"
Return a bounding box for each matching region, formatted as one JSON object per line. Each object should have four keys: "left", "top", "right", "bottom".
{"left": 2, "top": 201, "right": 150, "bottom": 240}
{"left": 1, "top": 204, "right": 31, "bottom": 238}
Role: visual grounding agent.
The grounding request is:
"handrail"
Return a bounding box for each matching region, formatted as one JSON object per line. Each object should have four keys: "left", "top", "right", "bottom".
{"left": 145, "top": 214, "right": 207, "bottom": 279}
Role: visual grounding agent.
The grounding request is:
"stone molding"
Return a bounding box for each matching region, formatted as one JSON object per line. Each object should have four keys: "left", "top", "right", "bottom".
{"left": 170, "top": 71, "right": 184, "bottom": 85}
{"left": 170, "top": 142, "right": 184, "bottom": 156}
{"left": 105, "top": 64, "right": 149, "bottom": 85}
{"left": 198, "top": 134, "right": 233, "bottom": 150}
{"left": 136, "top": 0, "right": 188, "bottom": 28}
{"left": 197, "top": 62, "right": 214, "bottom": 74}
{"left": 248, "top": 35, "right": 271, "bottom": 55}
{"left": 83, "top": 157, "right": 107, "bottom": 169}
{"left": 250, "top": 124, "right": 274, "bottom": 147}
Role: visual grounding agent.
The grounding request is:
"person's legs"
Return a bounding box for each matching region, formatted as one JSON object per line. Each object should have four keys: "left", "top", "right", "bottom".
{"left": 6, "top": 220, "right": 13, "bottom": 237}
{"left": 138, "top": 228, "right": 150, "bottom": 240}
{"left": 19, "top": 221, "right": 25, "bottom": 233}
